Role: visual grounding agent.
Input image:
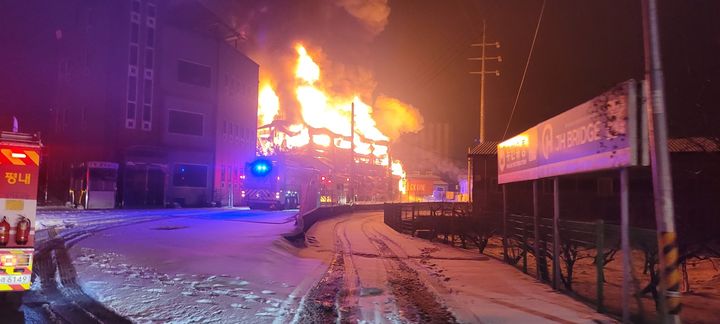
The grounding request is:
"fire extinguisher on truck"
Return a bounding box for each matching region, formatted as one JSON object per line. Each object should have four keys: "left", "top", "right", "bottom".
{"left": 0, "top": 131, "right": 42, "bottom": 307}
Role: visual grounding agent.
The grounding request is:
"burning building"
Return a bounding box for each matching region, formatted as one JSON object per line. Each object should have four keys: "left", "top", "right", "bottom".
{"left": 254, "top": 44, "right": 415, "bottom": 201}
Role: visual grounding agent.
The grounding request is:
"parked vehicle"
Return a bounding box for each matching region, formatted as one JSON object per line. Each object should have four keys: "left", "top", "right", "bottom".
{"left": 0, "top": 131, "right": 41, "bottom": 308}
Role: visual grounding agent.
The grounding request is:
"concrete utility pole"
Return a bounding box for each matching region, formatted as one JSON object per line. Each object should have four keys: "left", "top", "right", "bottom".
{"left": 469, "top": 20, "right": 501, "bottom": 144}
{"left": 349, "top": 102, "right": 355, "bottom": 204}
{"left": 641, "top": 0, "right": 682, "bottom": 322}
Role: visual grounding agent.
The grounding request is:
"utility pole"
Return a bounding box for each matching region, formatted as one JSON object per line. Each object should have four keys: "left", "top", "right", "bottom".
{"left": 469, "top": 20, "right": 501, "bottom": 144}
{"left": 641, "top": 0, "right": 681, "bottom": 322}
{"left": 349, "top": 102, "right": 355, "bottom": 204}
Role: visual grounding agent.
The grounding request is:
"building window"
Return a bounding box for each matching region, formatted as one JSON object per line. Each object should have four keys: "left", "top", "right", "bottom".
{"left": 130, "top": 22, "right": 139, "bottom": 44}
{"left": 143, "top": 77, "right": 153, "bottom": 105}
{"left": 131, "top": 0, "right": 141, "bottom": 13}
{"left": 173, "top": 164, "right": 207, "bottom": 188}
{"left": 142, "top": 105, "right": 152, "bottom": 130}
{"left": 168, "top": 110, "right": 203, "bottom": 136}
{"left": 142, "top": 69, "right": 153, "bottom": 131}
{"left": 126, "top": 103, "right": 136, "bottom": 129}
{"left": 147, "top": 3, "right": 156, "bottom": 18}
{"left": 145, "top": 48, "right": 154, "bottom": 69}
{"left": 127, "top": 75, "right": 137, "bottom": 101}
{"left": 146, "top": 27, "right": 155, "bottom": 48}
{"left": 177, "top": 60, "right": 211, "bottom": 88}
{"left": 129, "top": 45, "right": 139, "bottom": 66}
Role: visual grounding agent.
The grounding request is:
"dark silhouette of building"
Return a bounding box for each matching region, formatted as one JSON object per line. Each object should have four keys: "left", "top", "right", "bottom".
{"left": 0, "top": 0, "right": 258, "bottom": 207}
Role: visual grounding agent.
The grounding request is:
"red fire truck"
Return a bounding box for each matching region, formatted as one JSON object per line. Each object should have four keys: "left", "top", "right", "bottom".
{"left": 0, "top": 131, "right": 41, "bottom": 306}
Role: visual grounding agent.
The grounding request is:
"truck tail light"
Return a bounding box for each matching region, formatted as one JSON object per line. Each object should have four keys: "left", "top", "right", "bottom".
{"left": 1, "top": 254, "right": 17, "bottom": 267}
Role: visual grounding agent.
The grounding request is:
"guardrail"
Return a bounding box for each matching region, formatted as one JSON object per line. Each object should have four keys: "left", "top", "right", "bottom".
{"left": 283, "top": 203, "right": 384, "bottom": 243}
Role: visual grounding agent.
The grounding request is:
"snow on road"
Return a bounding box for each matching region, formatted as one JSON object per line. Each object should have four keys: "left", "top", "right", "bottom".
{"left": 36, "top": 208, "right": 615, "bottom": 323}
{"left": 59, "top": 208, "right": 328, "bottom": 323}
{"left": 299, "top": 211, "right": 615, "bottom": 323}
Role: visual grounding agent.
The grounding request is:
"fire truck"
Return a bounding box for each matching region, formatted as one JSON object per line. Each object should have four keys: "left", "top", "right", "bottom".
{"left": 0, "top": 131, "right": 41, "bottom": 307}
{"left": 242, "top": 154, "right": 332, "bottom": 210}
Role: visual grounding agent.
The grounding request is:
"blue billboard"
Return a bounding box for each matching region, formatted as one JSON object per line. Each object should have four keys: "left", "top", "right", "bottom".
{"left": 498, "top": 80, "right": 639, "bottom": 184}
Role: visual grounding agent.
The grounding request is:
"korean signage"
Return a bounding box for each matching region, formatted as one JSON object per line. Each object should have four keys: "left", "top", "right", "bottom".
{"left": 498, "top": 80, "right": 639, "bottom": 184}
{"left": 0, "top": 145, "right": 41, "bottom": 200}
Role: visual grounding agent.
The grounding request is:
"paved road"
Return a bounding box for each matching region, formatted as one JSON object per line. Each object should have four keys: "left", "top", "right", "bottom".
{"left": 297, "top": 211, "right": 615, "bottom": 323}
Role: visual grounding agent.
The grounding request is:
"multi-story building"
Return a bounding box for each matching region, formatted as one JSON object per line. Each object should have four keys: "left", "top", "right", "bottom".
{"left": 0, "top": 0, "right": 258, "bottom": 207}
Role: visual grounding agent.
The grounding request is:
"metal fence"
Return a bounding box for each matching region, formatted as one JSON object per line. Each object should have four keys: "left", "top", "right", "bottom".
{"left": 383, "top": 203, "right": 660, "bottom": 317}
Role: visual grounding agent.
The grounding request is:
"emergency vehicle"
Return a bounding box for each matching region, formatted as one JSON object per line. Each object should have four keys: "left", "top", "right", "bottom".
{"left": 0, "top": 131, "right": 41, "bottom": 307}
{"left": 242, "top": 154, "right": 333, "bottom": 210}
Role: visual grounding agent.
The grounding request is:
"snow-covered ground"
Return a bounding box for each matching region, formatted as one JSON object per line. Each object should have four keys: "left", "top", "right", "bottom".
{"left": 299, "top": 211, "right": 615, "bottom": 323}
{"left": 33, "top": 208, "right": 615, "bottom": 323}
{"left": 49, "top": 208, "right": 324, "bottom": 323}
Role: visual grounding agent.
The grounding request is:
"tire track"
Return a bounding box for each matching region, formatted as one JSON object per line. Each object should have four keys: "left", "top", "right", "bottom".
{"left": 28, "top": 209, "right": 240, "bottom": 323}
{"left": 359, "top": 216, "right": 457, "bottom": 324}
{"left": 294, "top": 216, "right": 354, "bottom": 323}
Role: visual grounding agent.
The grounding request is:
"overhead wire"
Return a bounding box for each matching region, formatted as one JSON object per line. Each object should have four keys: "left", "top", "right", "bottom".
{"left": 405, "top": 1, "right": 500, "bottom": 95}
{"left": 502, "top": 0, "right": 547, "bottom": 140}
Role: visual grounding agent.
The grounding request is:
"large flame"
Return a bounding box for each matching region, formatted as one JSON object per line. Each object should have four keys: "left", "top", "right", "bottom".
{"left": 258, "top": 82, "right": 280, "bottom": 127}
{"left": 257, "top": 44, "right": 408, "bottom": 196}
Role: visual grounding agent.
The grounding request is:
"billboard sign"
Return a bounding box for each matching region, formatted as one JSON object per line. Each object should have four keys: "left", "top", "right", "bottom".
{"left": 498, "top": 80, "right": 638, "bottom": 184}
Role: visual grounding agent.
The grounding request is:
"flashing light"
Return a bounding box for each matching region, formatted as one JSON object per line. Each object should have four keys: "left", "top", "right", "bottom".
{"left": 249, "top": 159, "right": 272, "bottom": 177}
{"left": 321, "top": 176, "right": 326, "bottom": 181}
{"left": 275, "top": 192, "right": 281, "bottom": 199}
{"left": 10, "top": 152, "right": 27, "bottom": 159}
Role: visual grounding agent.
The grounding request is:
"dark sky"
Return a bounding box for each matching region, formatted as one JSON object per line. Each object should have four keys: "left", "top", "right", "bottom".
{"left": 210, "top": 0, "right": 720, "bottom": 162}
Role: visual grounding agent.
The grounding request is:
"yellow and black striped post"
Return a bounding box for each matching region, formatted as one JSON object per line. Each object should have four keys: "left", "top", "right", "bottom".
{"left": 659, "top": 232, "right": 682, "bottom": 316}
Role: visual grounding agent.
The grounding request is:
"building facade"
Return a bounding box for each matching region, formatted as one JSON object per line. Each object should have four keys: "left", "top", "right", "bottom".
{"left": 0, "top": 0, "right": 258, "bottom": 207}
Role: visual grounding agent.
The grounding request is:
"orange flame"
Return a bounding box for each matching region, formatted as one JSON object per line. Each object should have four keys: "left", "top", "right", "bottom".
{"left": 257, "top": 44, "right": 409, "bottom": 195}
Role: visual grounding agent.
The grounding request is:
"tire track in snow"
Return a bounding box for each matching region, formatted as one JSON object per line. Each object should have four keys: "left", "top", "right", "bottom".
{"left": 296, "top": 212, "right": 456, "bottom": 323}
{"left": 293, "top": 216, "right": 355, "bottom": 323}
{"left": 28, "top": 209, "right": 243, "bottom": 323}
{"left": 359, "top": 215, "right": 457, "bottom": 324}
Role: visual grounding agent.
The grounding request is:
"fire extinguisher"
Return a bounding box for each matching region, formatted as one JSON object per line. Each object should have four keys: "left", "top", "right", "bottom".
{"left": 0, "top": 217, "right": 9, "bottom": 246}
{"left": 15, "top": 216, "right": 30, "bottom": 245}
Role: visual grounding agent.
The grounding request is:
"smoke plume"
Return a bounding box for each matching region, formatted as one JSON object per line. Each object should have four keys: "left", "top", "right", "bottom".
{"left": 335, "top": 0, "right": 391, "bottom": 36}
{"left": 373, "top": 95, "right": 424, "bottom": 139}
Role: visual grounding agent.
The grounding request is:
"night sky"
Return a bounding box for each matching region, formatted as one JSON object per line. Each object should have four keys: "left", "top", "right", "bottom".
{"left": 213, "top": 0, "right": 719, "bottom": 162}
{"left": 3, "top": 1, "right": 717, "bottom": 163}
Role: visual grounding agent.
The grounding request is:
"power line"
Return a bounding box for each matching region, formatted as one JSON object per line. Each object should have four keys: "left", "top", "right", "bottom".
{"left": 502, "top": 0, "right": 546, "bottom": 140}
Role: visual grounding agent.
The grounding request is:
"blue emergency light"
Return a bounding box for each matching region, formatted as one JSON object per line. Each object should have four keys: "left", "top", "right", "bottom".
{"left": 250, "top": 159, "right": 272, "bottom": 177}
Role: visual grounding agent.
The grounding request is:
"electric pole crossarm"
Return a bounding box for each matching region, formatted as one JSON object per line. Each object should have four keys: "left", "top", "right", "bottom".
{"left": 468, "top": 19, "right": 501, "bottom": 144}
{"left": 471, "top": 42, "right": 500, "bottom": 48}
{"left": 468, "top": 56, "right": 502, "bottom": 61}
{"left": 469, "top": 71, "right": 500, "bottom": 76}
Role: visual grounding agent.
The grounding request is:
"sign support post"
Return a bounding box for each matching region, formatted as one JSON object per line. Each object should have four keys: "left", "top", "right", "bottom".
{"left": 553, "top": 177, "right": 561, "bottom": 290}
{"left": 620, "top": 168, "right": 631, "bottom": 322}
{"left": 533, "top": 180, "right": 541, "bottom": 281}
{"left": 502, "top": 184, "right": 508, "bottom": 261}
